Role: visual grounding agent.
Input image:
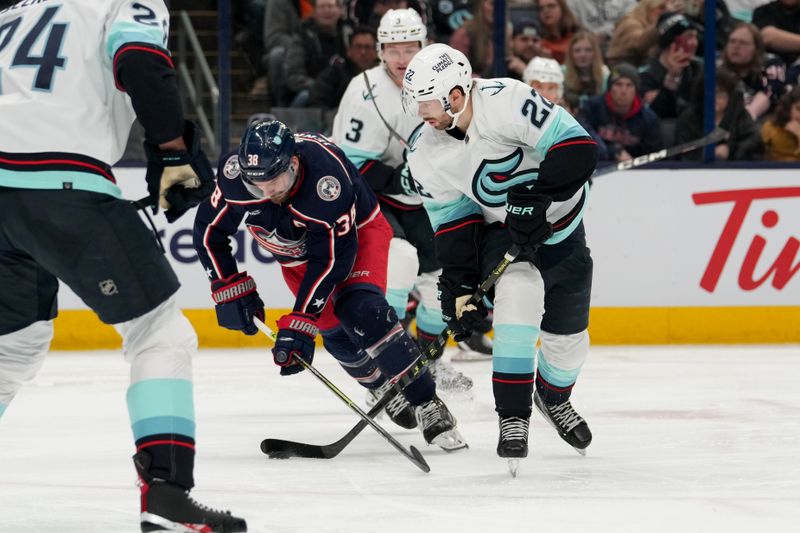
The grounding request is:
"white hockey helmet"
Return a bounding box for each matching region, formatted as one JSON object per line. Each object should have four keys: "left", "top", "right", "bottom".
{"left": 523, "top": 56, "right": 564, "bottom": 85}
{"left": 377, "top": 8, "right": 427, "bottom": 46}
{"left": 401, "top": 43, "right": 473, "bottom": 129}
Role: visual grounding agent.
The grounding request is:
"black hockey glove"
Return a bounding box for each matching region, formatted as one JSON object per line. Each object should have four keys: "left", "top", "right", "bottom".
{"left": 273, "top": 313, "right": 318, "bottom": 376}
{"left": 211, "top": 272, "right": 265, "bottom": 335}
{"left": 144, "top": 120, "right": 215, "bottom": 223}
{"left": 438, "top": 278, "right": 488, "bottom": 342}
{"left": 505, "top": 186, "right": 553, "bottom": 252}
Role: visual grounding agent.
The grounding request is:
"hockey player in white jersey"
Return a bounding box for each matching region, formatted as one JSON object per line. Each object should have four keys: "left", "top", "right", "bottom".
{"left": 0, "top": 1, "right": 245, "bottom": 530}
{"left": 523, "top": 56, "right": 565, "bottom": 105}
{"left": 332, "top": 9, "right": 486, "bottom": 393}
{"left": 402, "top": 43, "right": 597, "bottom": 472}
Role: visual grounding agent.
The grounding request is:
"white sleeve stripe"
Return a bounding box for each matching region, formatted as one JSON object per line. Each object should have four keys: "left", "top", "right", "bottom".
{"left": 289, "top": 205, "right": 331, "bottom": 229}
{"left": 203, "top": 204, "right": 229, "bottom": 278}
{"left": 300, "top": 226, "right": 336, "bottom": 312}
{"left": 356, "top": 204, "right": 381, "bottom": 229}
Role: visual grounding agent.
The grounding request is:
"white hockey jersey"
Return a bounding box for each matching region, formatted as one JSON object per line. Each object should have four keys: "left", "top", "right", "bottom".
{"left": 331, "top": 65, "right": 422, "bottom": 206}
{"left": 0, "top": 0, "right": 170, "bottom": 197}
{"left": 407, "top": 78, "right": 591, "bottom": 244}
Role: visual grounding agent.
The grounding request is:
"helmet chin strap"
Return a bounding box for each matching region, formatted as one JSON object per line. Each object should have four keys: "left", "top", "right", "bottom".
{"left": 445, "top": 90, "right": 471, "bottom": 131}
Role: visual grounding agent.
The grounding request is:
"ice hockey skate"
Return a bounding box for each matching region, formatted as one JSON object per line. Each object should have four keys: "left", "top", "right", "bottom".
{"left": 428, "top": 358, "right": 474, "bottom": 393}
{"left": 134, "top": 452, "right": 247, "bottom": 533}
{"left": 453, "top": 330, "right": 493, "bottom": 361}
{"left": 366, "top": 380, "right": 418, "bottom": 429}
{"left": 534, "top": 391, "right": 592, "bottom": 455}
{"left": 414, "top": 395, "right": 468, "bottom": 451}
{"left": 497, "top": 415, "right": 530, "bottom": 478}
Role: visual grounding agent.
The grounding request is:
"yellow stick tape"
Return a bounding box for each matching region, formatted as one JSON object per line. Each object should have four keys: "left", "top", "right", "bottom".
{"left": 49, "top": 306, "right": 800, "bottom": 350}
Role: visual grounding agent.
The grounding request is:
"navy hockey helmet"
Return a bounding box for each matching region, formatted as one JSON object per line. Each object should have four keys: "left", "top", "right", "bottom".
{"left": 238, "top": 120, "right": 296, "bottom": 183}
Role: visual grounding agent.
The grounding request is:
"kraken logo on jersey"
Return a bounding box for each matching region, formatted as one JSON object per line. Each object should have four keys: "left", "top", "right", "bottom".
{"left": 471, "top": 147, "right": 538, "bottom": 208}
{"left": 479, "top": 81, "right": 507, "bottom": 96}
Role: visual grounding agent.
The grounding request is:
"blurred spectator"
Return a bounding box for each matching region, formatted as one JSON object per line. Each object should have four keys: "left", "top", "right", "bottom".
{"left": 721, "top": 22, "right": 787, "bottom": 121}
{"left": 523, "top": 56, "right": 565, "bottom": 104}
{"left": 641, "top": 12, "right": 702, "bottom": 119}
{"left": 535, "top": 0, "right": 581, "bottom": 63}
{"left": 346, "top": 0, "right": 430, "bottom": 30}
{"left": 562, "top": 90, "right": 609, "bottom": 159}
{"left": 676, "top": 69, "right": 764, "bottom": 160}
{"left": 607, "top": 0, "right": 680, "bottom": 67}
{"left": 580, "top": 63, "right": 664, "bottom": 162}
{"left": 752, "top": 0, "right": 800, "bottom": 68}
{"left": 429, "top": 0, "right": 473, "bottom": 42}
{"left": 264, "top": 0, "right": 305, "bottom": 56}
{"left": 507, "top": 20, "right": 550, "bottom": 81}
{"left": 682, "top": 0, "right": 738, "bottom": 54}
{"left": 282, "top": 0, "right": 353, "bottom": 107}
{"left": 563, "top": 31, "right": 609, "bottom": 104}
{"left": 450, "top": 0, "right": 501, "bottom": 77}
{"left": 761, "top": 85, "right": 800, "bottom": 160}
{"left": 566, "top": 0, "right": 637, "bottom": 51}
{"left": 310, "top": 26, "right": 379, "bottom": 108}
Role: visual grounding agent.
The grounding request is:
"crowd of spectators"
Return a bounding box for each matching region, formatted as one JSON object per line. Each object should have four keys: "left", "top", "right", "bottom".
{"left": 224, "top": 1, "right": 800, "bottom": 162}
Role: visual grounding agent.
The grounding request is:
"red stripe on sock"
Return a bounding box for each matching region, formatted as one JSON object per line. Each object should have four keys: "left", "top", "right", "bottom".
{"left": 137, "top": 440, "right": 196, "bottom": 451}
{"left": 492, "top": 377, "right": 535, "bottom": 384}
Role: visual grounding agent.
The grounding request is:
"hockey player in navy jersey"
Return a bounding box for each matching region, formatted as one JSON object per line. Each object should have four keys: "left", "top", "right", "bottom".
{"left": 402, "top": 44, "right": 597, "bottom": 471}
{"left": 192, "top": 120, "right": 467, "bottom": 452}
{"left": 0, "top": 1, "right": 245, "bottom": 531}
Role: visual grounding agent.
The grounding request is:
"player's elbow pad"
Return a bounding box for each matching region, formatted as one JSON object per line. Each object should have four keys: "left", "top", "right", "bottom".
{"left": 114, "top": 44, "right": 184, "bottom": 145}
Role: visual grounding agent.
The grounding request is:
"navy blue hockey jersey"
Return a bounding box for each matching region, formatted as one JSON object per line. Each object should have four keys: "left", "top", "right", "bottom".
{"left": 193, "top": 133, "right": 381, "bottom": 319}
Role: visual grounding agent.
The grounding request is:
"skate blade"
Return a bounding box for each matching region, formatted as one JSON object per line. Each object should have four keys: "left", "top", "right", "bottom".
{"left": 431, "top": 429, "right": 469, "bottom": 452}
{"left": 507, "top": 459, "right": 520, "bottom": 478}
{"left": 573, "top": 446, "right": 587, "bottom": 457}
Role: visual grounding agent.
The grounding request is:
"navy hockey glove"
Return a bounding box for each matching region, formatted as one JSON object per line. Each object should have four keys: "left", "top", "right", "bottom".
{"left": 144, "top": 120, "right": 215, "bottom": 223}
{"left": 211, "top": 272, "right": 265, "bottom": 335}
{"left": 505, "top": 186, "right": 553, "bottom": 252}
{"left": 438, "top": 278, "right": 488, "bottom": 342}
{"left": 273, "top": 313, "right": 318, "bottom": 376}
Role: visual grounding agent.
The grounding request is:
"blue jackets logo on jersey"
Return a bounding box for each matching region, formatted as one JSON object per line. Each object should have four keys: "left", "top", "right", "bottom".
{"left": 223, "top": 155, "right": 240, "bottom": 179}
{"left": 472, "top": 147, "right": 538, "bottom": 207}
{"left": 247, "top": 224, "right": 307, "bottom": 258}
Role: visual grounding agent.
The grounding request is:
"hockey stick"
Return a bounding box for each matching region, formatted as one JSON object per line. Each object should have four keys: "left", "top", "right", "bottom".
{"left": 260, "top": 245, "right": 521, "bottom": 459}
{"left": 593, "top": 127, "right": 729, "bottom": 178}
{"left": 362, "top": 71, "right": 411, "bottom": 150}
{"left": 252, "top": 317, "right": 431, "bottom": 472}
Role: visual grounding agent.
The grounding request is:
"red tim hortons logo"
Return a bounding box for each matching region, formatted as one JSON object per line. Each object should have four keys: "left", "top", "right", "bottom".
{"left": 692, "top": 187, "right": 800, "bottom": 292}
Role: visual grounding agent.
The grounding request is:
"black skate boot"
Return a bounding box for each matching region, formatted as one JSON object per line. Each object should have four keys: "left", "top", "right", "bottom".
{"left": 497, "top": 415, "right": 530, "bottom": 477}
{"left": 534, "top": 391, "right": 592, "bottom": 455}
{"left": 366, "top": 380, "right": 418, "bottom": 429}
{"left": 134, "top": 452, "right": 247, "bottom": 533}
{"left": 414, "top": 395, "right": 468, "bottom": 451}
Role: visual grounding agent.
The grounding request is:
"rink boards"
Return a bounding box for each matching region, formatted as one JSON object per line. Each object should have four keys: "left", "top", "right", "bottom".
{"left": 52, "top": 167, "right": 799, "bottom": 348}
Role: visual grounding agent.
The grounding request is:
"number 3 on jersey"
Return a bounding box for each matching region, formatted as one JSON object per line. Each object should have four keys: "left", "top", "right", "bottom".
{"left": 0, "top": 6, "right": 68, "bottom": 93}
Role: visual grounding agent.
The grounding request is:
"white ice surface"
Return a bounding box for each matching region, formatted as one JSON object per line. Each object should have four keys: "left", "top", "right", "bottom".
{"left": 1, "top": 346, "right": 799, "bottom": 533}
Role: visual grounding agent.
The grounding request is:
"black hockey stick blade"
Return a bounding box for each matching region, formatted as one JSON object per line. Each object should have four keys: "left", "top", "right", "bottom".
{"left": 261, "top": 393, "right": 388, "bottom": 459}
{"left": 254, "top": 318, "right": 430, "bottom": 473}
{"left": 593, "top": 127, "right": 730, "bottom": 178}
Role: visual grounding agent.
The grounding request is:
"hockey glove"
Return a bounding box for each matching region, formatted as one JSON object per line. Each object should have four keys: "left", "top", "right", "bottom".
{"left": 505, "top": 186, "right": 553, "bottom": 252}
{"left": 211, "top": 272, "right": 265, "bottom": 335}
{"left": 144, "top": 120, "right": 215, "bottom": 223}
{"left": 273, "top": 313, "right": 318, "bottom": 376}
{"left": 438, "top": 278, "right": 488, "bottom": 342}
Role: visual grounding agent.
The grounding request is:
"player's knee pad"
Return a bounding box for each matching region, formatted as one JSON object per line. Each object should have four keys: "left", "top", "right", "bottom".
{"left": 535, "top": 330, "right": 589, "bottom": 404}
{"left": 0, "top": 320, "right": 53, "bottom": 406}
{"left": 322, "top": 327, "right": 382, "bottom": 387}
{"left": 386, "top": 238, "right": 419, "bottom": 318}
{"left": 335, "top": 290, "right": 434, "bottom": 404}
{"left": 114, "top": 294, "right": 196, "bottom": 382}
{"left": 413, "top": 270, "right": 446, "bottom": 335}
{"left": 539, "top": 330, "right": 589, "bottom": 373}
{"left": 491, "top": 263, "right": 544, "bottom": 375}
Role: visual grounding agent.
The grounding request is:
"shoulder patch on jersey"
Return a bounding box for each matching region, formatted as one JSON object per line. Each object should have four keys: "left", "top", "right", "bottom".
{"left": 316, "top": 176, "right": 341, "bottom": 201}
{"left": 223, "top": 155, "right": 240, "bottom": 179}
{"left": 479, "top": 81, "right": 507, "bottom": 96}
